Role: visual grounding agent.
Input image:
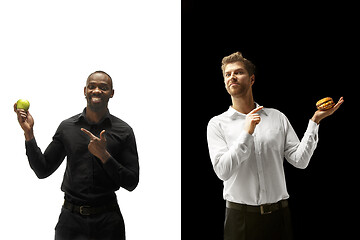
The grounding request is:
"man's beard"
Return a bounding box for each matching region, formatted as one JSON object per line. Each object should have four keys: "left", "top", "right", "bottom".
{"left": 227, "top": 84, "right": 249, "bottom": 98}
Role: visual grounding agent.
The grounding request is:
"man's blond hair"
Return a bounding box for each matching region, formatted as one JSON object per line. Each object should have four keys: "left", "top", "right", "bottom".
{"left": 221, "top": 52, "right": 256, "bottom": 77}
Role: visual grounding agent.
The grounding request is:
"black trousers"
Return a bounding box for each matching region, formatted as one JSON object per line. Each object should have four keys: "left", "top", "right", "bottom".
{"left": 224, "top": 204, "right": 293, "bottom": 240}
{"left": 55, "top": 206, "right": 125, "bottom": 240}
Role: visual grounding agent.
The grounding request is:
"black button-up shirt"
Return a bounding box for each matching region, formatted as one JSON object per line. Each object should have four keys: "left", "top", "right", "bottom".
{"left": 25, "top": 108, "right": 139, "bottom": 205}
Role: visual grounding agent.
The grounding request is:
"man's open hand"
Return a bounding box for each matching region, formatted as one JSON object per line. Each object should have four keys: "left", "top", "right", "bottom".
{"left": 311, "top": 97, "right": 344, "bottom": 124}
{"left": 81, "top": 128, "right": 110, "bottom": 163}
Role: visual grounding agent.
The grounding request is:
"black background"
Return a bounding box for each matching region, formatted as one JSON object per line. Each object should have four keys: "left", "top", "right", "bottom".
{"left": 182, "top": 1, "right": 355, "bottom": 239}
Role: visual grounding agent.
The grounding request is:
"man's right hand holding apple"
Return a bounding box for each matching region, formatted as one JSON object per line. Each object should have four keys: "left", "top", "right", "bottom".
{"left": 14, "top": 103, "right": 34, "bottom": 141}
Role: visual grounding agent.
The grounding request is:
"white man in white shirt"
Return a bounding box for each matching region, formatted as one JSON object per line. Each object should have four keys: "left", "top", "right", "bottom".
{"left": 206, "top": 52, "right": 344, "bottom": 240}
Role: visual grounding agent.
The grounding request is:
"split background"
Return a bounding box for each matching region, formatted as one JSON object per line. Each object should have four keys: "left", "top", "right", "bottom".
{"left": 0, "top": 1, "right": 180, "bottom": 239}
{"left": 182, "top": 1, "right": 354, "bottom": 239}
{"left": 0, "top": 1, "right": 356, "bottom": 239}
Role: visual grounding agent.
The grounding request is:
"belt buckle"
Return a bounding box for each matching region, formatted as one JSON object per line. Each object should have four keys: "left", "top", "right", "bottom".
{"left": 260, "top": 204, "right": 272, "bottom": 215}
{"left": 79, "top": 206, "right": 91, "bottom": 216}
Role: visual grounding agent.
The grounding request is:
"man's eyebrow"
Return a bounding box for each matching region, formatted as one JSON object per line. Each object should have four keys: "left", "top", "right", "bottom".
{"left": 88, "top": 81, "right": 110, "bottom": 86}
{"left": 225, "top": 67, "right": 245, "bottom": 74}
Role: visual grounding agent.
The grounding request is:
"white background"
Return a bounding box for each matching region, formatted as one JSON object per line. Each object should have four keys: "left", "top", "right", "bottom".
{"left": 0, "top": 0, "right": 180, "bottom": 239}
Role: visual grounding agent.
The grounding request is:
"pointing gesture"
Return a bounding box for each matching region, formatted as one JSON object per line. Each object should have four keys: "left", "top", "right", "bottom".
{"left": 81, "top": 128, "right": 110, "bottom": 163}
{"left": 249, "top": 106, "right": 264, "bottom": 115}
{"left": 244, "top": 106, "right": 263, "bottom": 135}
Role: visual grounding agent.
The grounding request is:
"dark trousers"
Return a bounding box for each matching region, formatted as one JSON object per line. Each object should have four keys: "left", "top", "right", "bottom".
{"left": 224, "top": 204, "right": 293, "bottom": 240}
{"left": 55, "top": 206, "right": 125, "bottom": 240}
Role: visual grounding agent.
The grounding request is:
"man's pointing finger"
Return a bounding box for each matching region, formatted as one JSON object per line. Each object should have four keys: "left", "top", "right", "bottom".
{"left": 81, "top": 128, "right": 96, "bottom": 139}
{"left": 249, "top": 106, "right": 264, "bottom": 114}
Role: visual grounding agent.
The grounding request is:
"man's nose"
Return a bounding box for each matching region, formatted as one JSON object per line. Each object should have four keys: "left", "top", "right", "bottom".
{"left": 92, "top": 87, "right": 102, "bottom": 94}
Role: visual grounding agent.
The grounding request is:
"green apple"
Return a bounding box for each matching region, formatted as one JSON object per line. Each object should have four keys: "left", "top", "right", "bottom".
{"left": 17, "top": 99, "right": 30, "bottom": 111}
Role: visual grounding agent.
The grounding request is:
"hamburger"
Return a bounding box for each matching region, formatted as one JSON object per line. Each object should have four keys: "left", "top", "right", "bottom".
{"left": 316, "top": 97, "right": 335, "bottom": 110}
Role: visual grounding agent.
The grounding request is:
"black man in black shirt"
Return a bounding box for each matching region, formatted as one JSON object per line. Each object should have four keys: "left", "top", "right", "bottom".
{"left": 14, "top": 70, "right": 139, "bottom": 240}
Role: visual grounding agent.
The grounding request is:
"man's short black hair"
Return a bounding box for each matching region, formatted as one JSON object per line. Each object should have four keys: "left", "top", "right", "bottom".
{"left": 87, "top": 70, "right": 113, "bottom": 89}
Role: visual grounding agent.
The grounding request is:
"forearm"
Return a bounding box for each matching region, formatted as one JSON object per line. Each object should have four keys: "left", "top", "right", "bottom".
{"left": 103, "top": 156, "right": 139, "bottom": 191}
{"left": 25, "top": 138, "right": 66, "bottom": 179}
{"left": 25, "top": 138, "right": 49, "bottom": 178}
{"left": 285, "top": 120, "right": 319, "bottom": 169}
{"left": 209, "top": 131, "right": 254, "bottom": 181}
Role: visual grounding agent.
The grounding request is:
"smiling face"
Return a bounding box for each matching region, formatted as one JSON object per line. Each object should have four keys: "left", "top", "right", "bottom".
{"left": 84, "top": 72, "right": 114, "bottom": 112}
{"left": 224, "top": 61, "right": 255, "bottom": 98}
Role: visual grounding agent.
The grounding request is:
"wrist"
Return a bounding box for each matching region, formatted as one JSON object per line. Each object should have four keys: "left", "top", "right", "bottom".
{"left": 99, "top": 151, "right": 111, "bottom": 164}
{"left": 243, "top": 124, "right": 254, "bottom": 135}
{"left": 243, "top": 127, "right": 253, "bottom": 135}
{"left": 247, "top": 129, "right": 254, "bottom": 135}
{"left": 24, "top": 130, "right": 34, "bottom": 141}
{"left": 311, "top": 115, "right": 321, "bottom": 124}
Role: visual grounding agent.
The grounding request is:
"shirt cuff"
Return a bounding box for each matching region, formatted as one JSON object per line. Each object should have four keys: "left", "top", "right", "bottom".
{"left": 307, "top": 119, "right": 319, "bottom": 133}
{"left": 234, "top": 130, "right": 254, "bottom": 150}
{"left": 239, "top": 130, "right": 253, "bottom": 143}
{"left": 103, "top": 156, "right": 123, "bottom": 174}
{"left": 25, "top": 137, "right": 37, "bottom": 148}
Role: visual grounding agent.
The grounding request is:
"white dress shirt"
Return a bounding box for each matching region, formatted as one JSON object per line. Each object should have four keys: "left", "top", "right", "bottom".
{"left": 207, "top": 104, "right": 319, "bottom": 205}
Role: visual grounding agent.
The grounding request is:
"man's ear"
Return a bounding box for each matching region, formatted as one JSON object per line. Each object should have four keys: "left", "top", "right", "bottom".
{"left": 110, "top": 89, "right": 114, "bottom": 98}
{"left": 84, "top": 86, "right": 87, "bottom": 97}
{"left": 250, "top": 75, "right": 255, "bottom": 86}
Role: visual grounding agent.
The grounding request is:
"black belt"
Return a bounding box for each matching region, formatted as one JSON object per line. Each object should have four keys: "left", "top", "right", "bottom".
{"left": 63, "top": 200, "right": 119, "bottom": 216}
{"left": 226, "top": 200, "right": 288, "bottom": 215}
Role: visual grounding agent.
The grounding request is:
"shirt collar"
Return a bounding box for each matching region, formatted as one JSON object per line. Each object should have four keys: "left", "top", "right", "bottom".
{"left": 226, "top": 102, "right": 268, "bottom": 119}
{"left": 76, "top": 108, "right": 112, "bottom": 126}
